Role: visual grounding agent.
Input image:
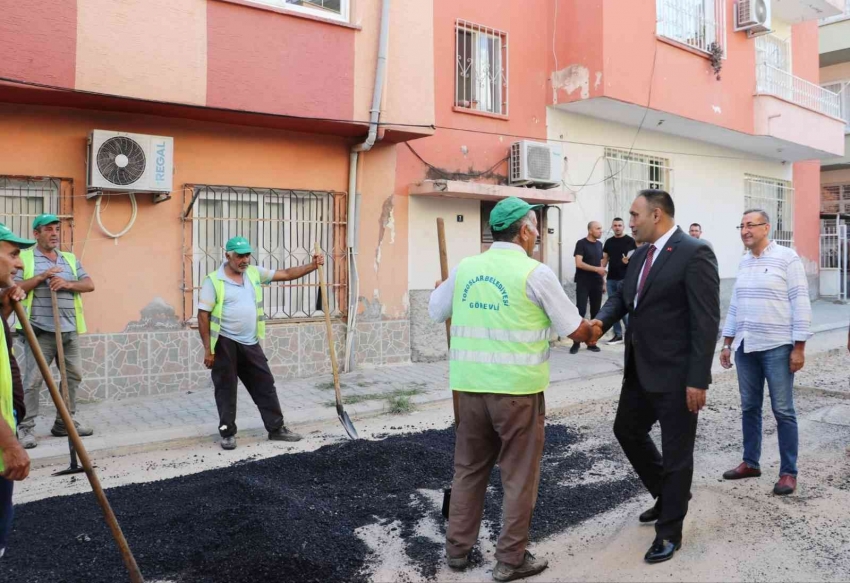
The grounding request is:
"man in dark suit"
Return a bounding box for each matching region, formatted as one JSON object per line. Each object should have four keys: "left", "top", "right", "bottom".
{"left": 591, "top": 189, "right": 719, "bottom": 564}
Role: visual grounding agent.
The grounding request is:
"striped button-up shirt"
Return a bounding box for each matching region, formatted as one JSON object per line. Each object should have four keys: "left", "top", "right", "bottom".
{"left": 721, "top": 241, "right": 812, "bottom": 353}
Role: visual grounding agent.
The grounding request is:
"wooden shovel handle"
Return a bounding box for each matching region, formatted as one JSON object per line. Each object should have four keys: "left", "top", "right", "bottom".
{"left": 314, "top": 243, "right": 343, "bottom": 406}
{"left": 437, "top": 218, "right": 460, "bottom": 428}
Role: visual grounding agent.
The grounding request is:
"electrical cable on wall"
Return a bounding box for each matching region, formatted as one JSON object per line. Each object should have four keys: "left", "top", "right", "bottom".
{"left": 95, "top": 193, "right": 138, "bottom": 239}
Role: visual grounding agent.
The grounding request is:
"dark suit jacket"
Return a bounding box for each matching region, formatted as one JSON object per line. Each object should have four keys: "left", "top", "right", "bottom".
{"left": 596, "top": 227, "right": 720, "bottom": 393}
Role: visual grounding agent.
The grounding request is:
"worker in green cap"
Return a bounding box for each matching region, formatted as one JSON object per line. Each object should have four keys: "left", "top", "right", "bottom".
{"left": 429, "top": 196, "right": 595, "bottom": 582}
{"left": 197, "top": 236, "right": 324, "bottom": 450}
{"left": 0, "top": 223, "right": 36, "bottom": 558}
{"left": 14, "top": 214, "right": 95, "bottom": 448}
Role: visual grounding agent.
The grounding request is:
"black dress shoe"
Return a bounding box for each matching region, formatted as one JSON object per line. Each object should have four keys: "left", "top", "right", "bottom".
{"left": 644, "top": 539, "right": 681, "bottom": 564}
{"left": 638, "top": 492, "right": 692, "bottom": 523}
{"left": 569, "top": 343, "right": 580, "bottom": 354}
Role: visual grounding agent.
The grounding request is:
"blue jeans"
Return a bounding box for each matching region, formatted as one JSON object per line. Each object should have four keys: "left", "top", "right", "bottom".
{"left": 605, "top": 279, "right": 628, "bottom": 336}
{"left": 0, "top": 477, "right": 12, "bottom": 552}
{"left": 735, "top": 344, "right": 798, "bottom": 477}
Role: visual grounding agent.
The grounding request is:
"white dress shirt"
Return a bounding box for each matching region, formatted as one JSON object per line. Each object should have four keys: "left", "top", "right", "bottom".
{"left": 635, "top": 225, "right": 678, "bottom": 306}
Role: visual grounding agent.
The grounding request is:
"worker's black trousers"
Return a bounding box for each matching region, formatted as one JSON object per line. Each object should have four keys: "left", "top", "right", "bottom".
{"left": 211, "top": 335, "right": 284, "bottom": 438}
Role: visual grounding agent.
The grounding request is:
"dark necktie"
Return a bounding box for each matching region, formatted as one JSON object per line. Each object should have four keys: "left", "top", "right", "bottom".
{"left": 636, "top": 245, "right": 657, "bottom": 301}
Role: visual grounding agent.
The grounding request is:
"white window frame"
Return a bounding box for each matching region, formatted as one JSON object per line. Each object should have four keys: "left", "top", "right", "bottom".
{"left": 455, "top": 19, "right": 509, "bottom": 116}
{"left": 656, "top": 0, "right": 727, "bottom": 57}
{"left": 744, "top": 175, "right": 795, "bottom": 249}
{"left": 0, "top": 177, "right": 71, "bottom": 241}
{"left": 603, "top": 148, "right": 674, "bottom": 230}
{"left": 251, "top": 0, "right": 349, "bottom": 23}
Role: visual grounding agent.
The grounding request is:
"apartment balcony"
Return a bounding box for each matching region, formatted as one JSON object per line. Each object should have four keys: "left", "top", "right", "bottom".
{"left": 773, "top": 0, "right": 845, "bottom": 23}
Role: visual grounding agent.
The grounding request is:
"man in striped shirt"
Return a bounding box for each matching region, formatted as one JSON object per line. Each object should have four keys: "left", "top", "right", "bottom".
{"left": 719, "top": 208, "right": 811, "bottom": 496}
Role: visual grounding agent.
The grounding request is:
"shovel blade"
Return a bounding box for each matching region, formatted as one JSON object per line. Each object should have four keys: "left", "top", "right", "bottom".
{"left": 338, "top": 410, "right": 359, "bottom": 440}
{"left": 53, "top": 465, "right": 86, "bottom": 477}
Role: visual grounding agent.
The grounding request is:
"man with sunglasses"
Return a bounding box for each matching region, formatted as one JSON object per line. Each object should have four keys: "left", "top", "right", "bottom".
{"left": 719, "top": 209, "right": 811, "bottom": 496}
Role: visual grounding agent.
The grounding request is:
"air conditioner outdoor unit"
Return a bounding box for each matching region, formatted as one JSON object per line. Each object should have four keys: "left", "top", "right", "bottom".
{"left": 734, "top": 0, "right": 771, "bottom": 36}
{"left": 87, "top": 130, "right": 174, "bottom": 197}
{"left": 509, "top": 141, "right": 563, "bottom": 188}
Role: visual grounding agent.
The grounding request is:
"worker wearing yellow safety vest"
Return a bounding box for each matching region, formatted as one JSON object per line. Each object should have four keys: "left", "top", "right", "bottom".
{"left": 0, "top": 224, "right": 36, "bottom": 558}
{"left": 14, "top": 214, "right": 95, "bottom": 449}
{"left": 429, "top": 197, "right": 595, "bottom": 582}
{"left": 197, "top": 236, "right": 324, "bottom": 451}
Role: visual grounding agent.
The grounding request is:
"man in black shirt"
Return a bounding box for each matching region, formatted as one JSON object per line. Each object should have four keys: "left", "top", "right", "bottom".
{"left": 602, "top": 218, "right": 637, "bottom": 345}
{"left": 572, "top": 221, "right": 605, "bottom": 354}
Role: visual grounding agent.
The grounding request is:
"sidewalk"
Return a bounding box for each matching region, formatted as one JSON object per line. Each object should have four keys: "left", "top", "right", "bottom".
{"left": 23, "top": 300, "right": 849, "bottom": 465}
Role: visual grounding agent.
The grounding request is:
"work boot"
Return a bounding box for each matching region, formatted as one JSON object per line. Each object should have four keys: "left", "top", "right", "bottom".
{"left": 447, "top": 553, "right": 469, "bottom": 570}
{"left": 18, "top": 426, "right": 37, "bottom": 449}
{"left": 773, "top": 475, "right": 797, "bottom": 496}
{"left": 51, "top": 419, "right": 94, "bottom": 438}
{"left": 722, "top": 462, "right": 761, "bottom": 480}
{"left": 492, "top": 551, "right": 548, "bottom": 582}
{"left": 220, "top": 436, "right": 237, "bottom": 450}
{"left": 569, "top": 343, "right": 580, "bottom": 355}
{"left": 269, "top": 426, "right": 303, "bottom": 442}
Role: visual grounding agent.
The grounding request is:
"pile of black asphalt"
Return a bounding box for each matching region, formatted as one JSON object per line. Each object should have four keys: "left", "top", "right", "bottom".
{"left": 1, "top": 424, "right": 640, "bottom": 583}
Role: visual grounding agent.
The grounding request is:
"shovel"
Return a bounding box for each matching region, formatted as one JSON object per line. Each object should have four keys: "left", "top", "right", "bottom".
{"left": 314, "top": 242, "right": 358, "bottom": 440}
{"left": 49, "top": 289, "right": 85, "bottom": 477}
{"left": 437, "top": 218, "right": 458, "bottom": 519}
{"left": 13, "top": 300, "right": 145, "bottom": 583}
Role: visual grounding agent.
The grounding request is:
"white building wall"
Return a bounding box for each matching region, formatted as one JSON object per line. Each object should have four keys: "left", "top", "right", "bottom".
{"left": 546, "top": 109, "right": 794, "bottom": 284}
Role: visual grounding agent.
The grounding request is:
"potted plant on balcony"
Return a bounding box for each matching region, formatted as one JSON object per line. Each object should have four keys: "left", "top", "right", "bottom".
{"left": 708, "top": 42, "right": 723, "bottom": 81}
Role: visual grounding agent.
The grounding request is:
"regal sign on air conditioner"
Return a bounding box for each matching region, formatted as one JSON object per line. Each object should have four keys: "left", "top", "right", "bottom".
{"left": 87, "top": 130, "right": 174, "bottom": 195}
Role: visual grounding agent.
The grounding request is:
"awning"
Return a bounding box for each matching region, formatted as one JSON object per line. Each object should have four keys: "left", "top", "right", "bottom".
{"left": 408, "top": 180, "right": 575, "bottom": 205}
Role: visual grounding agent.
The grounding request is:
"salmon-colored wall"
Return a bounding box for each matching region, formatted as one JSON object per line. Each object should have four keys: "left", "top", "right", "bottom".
{"left": 0, "top": 0, "right": 77, "bottom": 88}
{"left": 206, "top": 0, "right": 354, "bottom": 120}
{"left": 549, "top": 0, "right": 604, "bottom": 103}
{"left": 793, "top": 160, "right": 821, "bottom": 271}
{"left": 0, "top": 103, "right": 351, "bottom": 333}
{"left": 610, "top": 0, "right": 754, "bottom": 133}
{"left": 791, "top": 22, "right": 819, "bottom": 85}
{"left": 395, "top": 0, "right": 550, "bottom": 191}
{"left": 75, "top": 0, "right": 208, "bottom": 105}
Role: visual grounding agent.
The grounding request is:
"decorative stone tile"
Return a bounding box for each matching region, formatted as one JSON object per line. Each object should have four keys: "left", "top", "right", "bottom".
{"left": 108, "top": 334, "right": 149, "bottom": 378}
{"left": 108, "top": 376, "right": 148, "bottom": 401}
{"left": 383, "top": 320, "right": 411, "bottom": 359}
{"left": 78, "top": 378, "right": 108, "bottom": 403}
{"left": 265, "top": 326, "right": 299, "bottom": 368}
{"left": 149, "top": 373, "right": 189, "bottom": 396}
{"left": 79, "top": 334, "right": 107, "bottom": 379}
{"left": 298, "top": 358, "right": 332, "bottom": 377}
{"left": 188, "top": 332, "right": 207, "bottom": 372}
{"left": 355, "top": 322, "right": 382, "bottom": 365}
{"left": 270, "top": 364, "right": 299, "bottom": 382}
{"left": 299, "top": 323, "right": 328, "bottom": 363}
{"left": 188, "top": 371, "right": 213, "bottom": 392}
{"left": 149, "top": 332, "right": 188, "bottom": 376}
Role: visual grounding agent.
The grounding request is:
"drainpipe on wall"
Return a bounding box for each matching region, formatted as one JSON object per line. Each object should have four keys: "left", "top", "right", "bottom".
{"left": 344, "top": 0, "right": 391, "bottom": 373}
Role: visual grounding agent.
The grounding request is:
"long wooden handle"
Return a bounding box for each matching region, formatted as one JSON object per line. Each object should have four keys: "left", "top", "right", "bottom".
{"left": 314, "top": 243, "right": 342, "bottom": 407}
{"left": 49, "top": 289, "right": 71, "bottom": 410}
{"left": 436, "top": 219, "right": 459, "bottom": 428}
{"left": 13, "top": 302, "right": 145, "bottom": 583}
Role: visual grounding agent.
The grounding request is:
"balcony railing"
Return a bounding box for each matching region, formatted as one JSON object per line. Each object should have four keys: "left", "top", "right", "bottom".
{"left": 756, "top": 63, "right": 843, "bottom": 119}
{"left": 656, "top": 0, "right": 726, "bottom": 56}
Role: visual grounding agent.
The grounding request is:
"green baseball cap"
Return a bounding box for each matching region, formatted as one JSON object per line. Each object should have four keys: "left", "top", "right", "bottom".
{"left": 489, "top": 197, "right": 543, "bottom": 232}
{"left": 0, "top": 224, "right": 36, "bottom": 249}
{"left": 225, "top": 236, "right": 253, "bottom": 255}
{"left": 32, "top": 213, "right": 60, "bottom": 230}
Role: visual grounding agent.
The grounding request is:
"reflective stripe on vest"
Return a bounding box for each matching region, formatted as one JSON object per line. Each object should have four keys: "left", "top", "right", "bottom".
{"left": 17, "top": 249, "right": 87, "bottom": 334}
{"left": 206, "top": 265, "right": 265, "bottom": 354}
{"left": 449, "top": 248, "right": 552, "bottom": 395}
{"left": 0, "top": 320, "right": 16, "bottom": 473}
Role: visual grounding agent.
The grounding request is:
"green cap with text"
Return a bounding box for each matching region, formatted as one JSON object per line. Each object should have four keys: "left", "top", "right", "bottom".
{"left": 489, "top": 197, "right": 543, "bottom": 232}
{"left": 0, "top": 224, "right": 36, "bottom": 249}
{"left": 225, "top": 236, "right": 253, "bottom": 255}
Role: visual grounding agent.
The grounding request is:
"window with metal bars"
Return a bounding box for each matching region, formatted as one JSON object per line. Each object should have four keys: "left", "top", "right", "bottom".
{"left": 821, "top": 183, "right": 850, "bottom": 214}
{"left": 603, "top": 149, "right": 673, "bottom": 229}
{"left": 183, "top": 186, "right": 347, "bottom": 323}
{"left": 744, "top": 175, "right": 795, "bottom": 248}
{"left": 455, "top": 20, "right": 508, "bottom": 116}
{"left": 820, "top": 81, "right": 850, "bottom": 127}
{"left": 656, "top": 0, "right": 726, "bottom": 56}
{"left": 0, "top": 176, "right": 73, "bottom": 248}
